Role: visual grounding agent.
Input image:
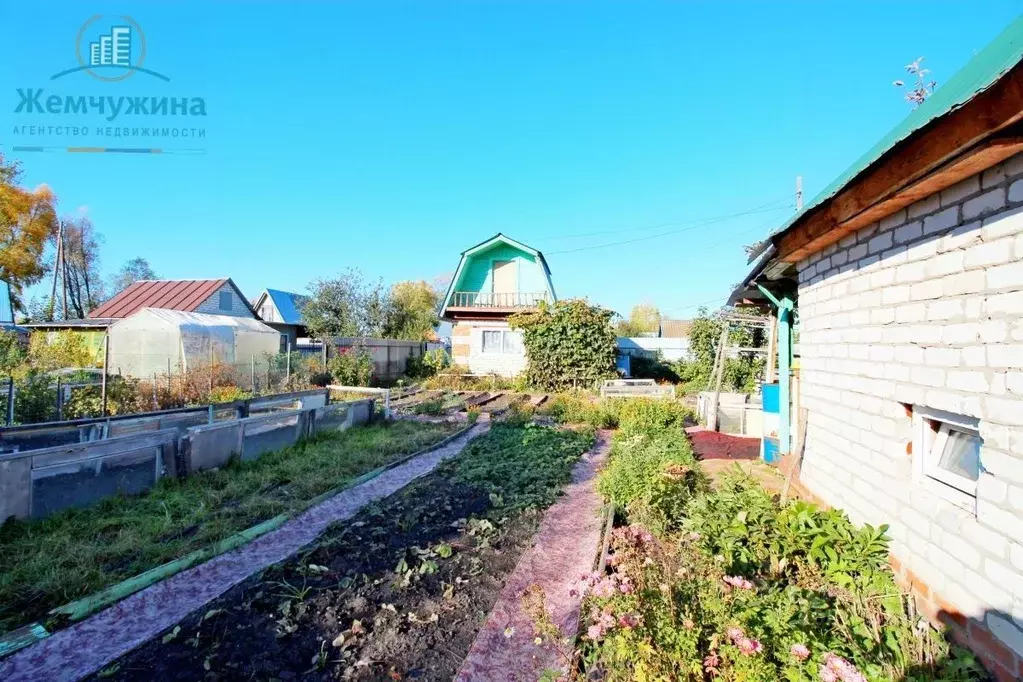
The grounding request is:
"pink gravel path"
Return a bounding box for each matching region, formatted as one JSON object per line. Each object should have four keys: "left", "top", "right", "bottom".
{"left": 455, "top": 430, "right": 611, "bottom": 682}
{"left": 0, "top": 424, "right": 488, "bottom": 682}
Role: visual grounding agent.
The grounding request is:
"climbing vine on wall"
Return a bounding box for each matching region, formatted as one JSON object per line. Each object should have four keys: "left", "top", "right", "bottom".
{"left": 509, "top": 299, "right": 617, "bottom": 391}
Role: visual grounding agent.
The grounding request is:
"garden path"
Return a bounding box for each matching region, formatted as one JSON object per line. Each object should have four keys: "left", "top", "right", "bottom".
{"left": 0, "top": 423, "right": 489, "bottom": 682}
{"left": 455, "top": 430, "right": 611, "bottom": 682}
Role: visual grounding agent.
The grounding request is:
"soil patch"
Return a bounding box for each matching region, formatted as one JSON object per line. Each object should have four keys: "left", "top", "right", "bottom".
{"left": 88, "top": 436, "right": 572, "bottom": 681}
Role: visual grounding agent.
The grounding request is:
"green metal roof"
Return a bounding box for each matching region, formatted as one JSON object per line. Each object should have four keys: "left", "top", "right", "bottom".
{"left": 754, "top": 15, "right": 1023, "bottom": 260}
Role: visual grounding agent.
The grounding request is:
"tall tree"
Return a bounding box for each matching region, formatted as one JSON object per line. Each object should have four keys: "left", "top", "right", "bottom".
{"left": 617, "top": 303, "right": 661, "bottom": 336}
{"left": 54, "top": 216, "right": 104, "bottom": 319}
{"left": 304, "top": 268, "right": 383, "bottom": 339}
{"left": 0, "top": 155, "right": 58, "bottom": 310}
{"left": 110, "top": 257, "right": 157, "bottom": 295}
{"left": 384, "top": 280, "right": 440, "bottom": 341}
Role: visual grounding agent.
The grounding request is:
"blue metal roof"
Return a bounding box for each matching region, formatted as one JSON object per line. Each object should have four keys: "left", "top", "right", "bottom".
{"left": 264, "top": 289, "right": 309, "bottom": 325}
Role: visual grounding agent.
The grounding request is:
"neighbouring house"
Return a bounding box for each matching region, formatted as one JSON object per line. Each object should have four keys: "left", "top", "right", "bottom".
{"left": 27, "top": 279, "right": 280, "bottom": 381}
{"left": 251, "top": 288, "right": 312, "bottom": 350}
{"left": 730, "top": 18, "right": 1023, "bottom": 679}
{"left": 617, "top": 318, "right": 694, "bottom": 363}
{"left": 439, "top": 233, "right": 556, "bottom": 376}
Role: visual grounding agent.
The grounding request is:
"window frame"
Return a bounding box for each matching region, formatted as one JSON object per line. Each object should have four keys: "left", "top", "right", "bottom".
{"left": 219, "top": 290, "right": 233, "bottom": 311}
{"left": 480, "top": 329, "right": 524, "bottom": 355}
{"left": 912, "top": 404, "right": 982, "bottom": 510}
{"left": 481, "top": 329, "right": 504, "bottom": 355}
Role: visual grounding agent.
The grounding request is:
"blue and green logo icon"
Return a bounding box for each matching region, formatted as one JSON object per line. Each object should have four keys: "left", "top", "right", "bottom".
{"left": 51, "top": 15, "right": 169, "bottom": 82}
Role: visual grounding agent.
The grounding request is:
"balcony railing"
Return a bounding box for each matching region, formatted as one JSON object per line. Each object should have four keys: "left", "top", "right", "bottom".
{"left": 448, "top": 292, "right": 551, "bottom": 308}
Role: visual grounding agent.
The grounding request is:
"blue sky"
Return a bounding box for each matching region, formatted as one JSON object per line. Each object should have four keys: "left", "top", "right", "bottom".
{"left": 2, "top": 2, "right": 1020, "bottom": 319}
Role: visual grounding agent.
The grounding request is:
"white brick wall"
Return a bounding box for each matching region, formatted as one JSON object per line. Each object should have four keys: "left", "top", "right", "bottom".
{"left": 796, "top": 152, "right": 1023, "bottom": 653}
{"left": 451, "top": 320, "right": 527, "bottom": 377}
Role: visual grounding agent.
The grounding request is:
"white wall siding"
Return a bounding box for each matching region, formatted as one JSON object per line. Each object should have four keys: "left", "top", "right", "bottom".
{"left": 195, "top": 282, "right": 252, "bottom": 318}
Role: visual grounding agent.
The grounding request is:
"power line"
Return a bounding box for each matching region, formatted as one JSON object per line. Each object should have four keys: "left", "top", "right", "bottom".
{"left": 538, "top": 195, "right": 792, "bottom": 242}
{"left": 545, "top": 203, "right": 792, "bottom": 255}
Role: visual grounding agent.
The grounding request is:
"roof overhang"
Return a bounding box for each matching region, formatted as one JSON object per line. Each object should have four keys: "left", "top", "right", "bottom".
{"left": 747, "top": 19, "right": 1023, "bottom": 267}
{"left": 439, "top": 233, "right": 557, "bottom": 320}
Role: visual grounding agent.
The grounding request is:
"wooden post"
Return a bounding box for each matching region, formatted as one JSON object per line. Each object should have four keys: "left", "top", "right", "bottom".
{"left": 765, "top": 314, "right": 778, "bottom": 383}
{"left": 6, "top": 376, "right": 13, "bottom": 426}
{"left": 251, "top": 354, "right": 255, "bottom": 393}
{"left": 152, "top": 373, "right": 158, "bottom": 410}
{"left": 56, "top": 376, "right": 63, "bottom": 421}
{"left": 100, "top": 333, "right": 109, "bottom": 417}
{"left": 285, "top": 340, "right": 291, "bottom": 386}
{"left": 707, "top": 322, "right": 730, "bottom": 432}
{"left": 208, "top": 343, "right": 214, "bottom": 395}
{"left": 778, "top": 298, "right": 794, "bottom": 455}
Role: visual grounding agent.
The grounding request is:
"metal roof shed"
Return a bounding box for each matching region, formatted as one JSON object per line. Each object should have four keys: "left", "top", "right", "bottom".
{"left": 107, "top": 308, "right": 281, "bottom": 380}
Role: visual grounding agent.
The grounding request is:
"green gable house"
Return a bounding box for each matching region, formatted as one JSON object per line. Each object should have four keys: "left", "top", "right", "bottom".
{"left": 440, "top": 234, "right": 557, "bottom": 376}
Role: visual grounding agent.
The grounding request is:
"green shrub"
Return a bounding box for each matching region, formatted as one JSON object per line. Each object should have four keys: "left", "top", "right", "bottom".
{"left": 510, "top": 299, "right": 617, "bottom": 391}
{"left": 597, "top": 429, "right": 708, "bottom": 533}
{"left": 327, "top": 345, "right": 373, "bottom": 386}
{"left": 538, "top": 393, "right": 617, "bottom": 429}
{"left": 580, "top": 465, "right": 987, "bottom": 682}
{"left": 412, "top": 397, "right": 446, "bottom": 415}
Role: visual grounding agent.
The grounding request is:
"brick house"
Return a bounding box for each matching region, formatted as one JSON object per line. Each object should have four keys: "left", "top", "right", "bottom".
{"left": 731, "top": 19, "right": 1023, "bottom": 680}
{"left": 440, "top": 234, "right": 557, "bottom": 377}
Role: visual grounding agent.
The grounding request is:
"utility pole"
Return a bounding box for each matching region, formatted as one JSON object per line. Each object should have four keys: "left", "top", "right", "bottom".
{"left": 796, "top": 176, "right": 803, "bottom": 211}
{"left": 49, "top": 220, "right": 64, "bottom": 320}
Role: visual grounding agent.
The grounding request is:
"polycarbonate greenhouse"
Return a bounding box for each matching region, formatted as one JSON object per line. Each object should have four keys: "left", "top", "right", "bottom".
{"left": 107, "top": 308, "right": 281, "bottom": 380}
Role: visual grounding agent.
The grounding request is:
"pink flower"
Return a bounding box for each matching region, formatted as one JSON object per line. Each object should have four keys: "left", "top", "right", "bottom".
{"left": 618, "top": 578, "right": 635, "bottom": 594}
{"left": 726, "top": 626, "right": 745, "bottom": 643}
{"left": 723, "top": 575, "right": 754, "bottom": 590}
{"left": 591, "top": 578, "right": 617, "bottom": 598}
{"left": 643, "top": 557, "right": 654, "bottom": 566}
{"left": 683, "top": 618, "right": 695, "bottom": 630}
{"left": 737, "top": 638, "right": 763, "bottom": 655}
{"left": 586, "top": 624, "right": 603, "bottom": 640}
{"left": 791, "top": 643, "right": 811, "bottom": 661}
{"left": 687, "top": 531, "right": 702, "bottom": 541}
{"left": 618, "top": 613, "right": 642, "bottom": 629}
{"left": 821, "top": 654, "right": 867, "bottom": 682}
{"left": 703, "top": 653, "right": 720, "bottom": 676}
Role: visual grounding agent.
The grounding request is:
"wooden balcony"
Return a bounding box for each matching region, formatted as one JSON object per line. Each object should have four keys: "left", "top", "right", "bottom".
{"left": 446, "top": 291, "right": 551, "bottom": 312}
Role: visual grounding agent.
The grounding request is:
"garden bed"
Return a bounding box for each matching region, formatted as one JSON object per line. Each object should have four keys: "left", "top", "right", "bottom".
{"left": 0, "top": 420, "right": 462, "bottom": 636}
{"left": 574, "top": 418, "right": 990, "bottom": 682}
{"left": 86, "top": 423, "right": 595, "bottom": 681}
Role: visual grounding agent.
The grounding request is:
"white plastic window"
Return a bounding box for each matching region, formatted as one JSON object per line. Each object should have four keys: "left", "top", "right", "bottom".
{"left": 913, "top": 405, "right": 981, "bottom": 497}
{"left": 482, "top": 330, "right": 503, "bottom": 354}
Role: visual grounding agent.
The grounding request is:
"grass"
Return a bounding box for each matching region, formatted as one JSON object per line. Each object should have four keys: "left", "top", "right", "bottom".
{"left": 0, "top": 419, "right": 461, "bottom": 635}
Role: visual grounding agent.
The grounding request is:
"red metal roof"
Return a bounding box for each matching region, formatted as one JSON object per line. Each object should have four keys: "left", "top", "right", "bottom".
{"left": 88, "top": 279, "right": 240, "bottom": 319}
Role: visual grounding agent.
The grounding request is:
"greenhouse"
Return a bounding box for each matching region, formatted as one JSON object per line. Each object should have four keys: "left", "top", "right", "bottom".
{"left": 107, "top": 308, "right": 281, "bottom": 381}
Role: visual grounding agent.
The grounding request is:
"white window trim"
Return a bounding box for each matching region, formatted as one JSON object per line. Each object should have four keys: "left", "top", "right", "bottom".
{"left": 911, "top": 404, "right": 981, "bottom": 513}
{"left": 480, "top": 329, "right": 523, "bottom": 355}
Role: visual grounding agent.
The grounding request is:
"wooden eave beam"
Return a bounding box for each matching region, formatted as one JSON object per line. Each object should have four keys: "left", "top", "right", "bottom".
{"left": 778, "top": 65, "right": 1023, "bottom": 263}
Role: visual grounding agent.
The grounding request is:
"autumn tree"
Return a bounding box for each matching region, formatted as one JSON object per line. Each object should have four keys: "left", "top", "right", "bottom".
{"left": 384, "top": 280, "right": 440, "bottom": 341}
{"left": 110, "top": 257, "right": 157, "bottom": 295}
{"left": 0, "top": 155, "right": 58, "bottom": 309}
{"left": 617, "top": 303, "right": 662, "bottom": 336}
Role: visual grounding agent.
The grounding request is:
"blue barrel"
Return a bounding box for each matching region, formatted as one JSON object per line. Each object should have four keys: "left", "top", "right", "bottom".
{"left": 761, "top": 383, "right": 780, "bottom": 464}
